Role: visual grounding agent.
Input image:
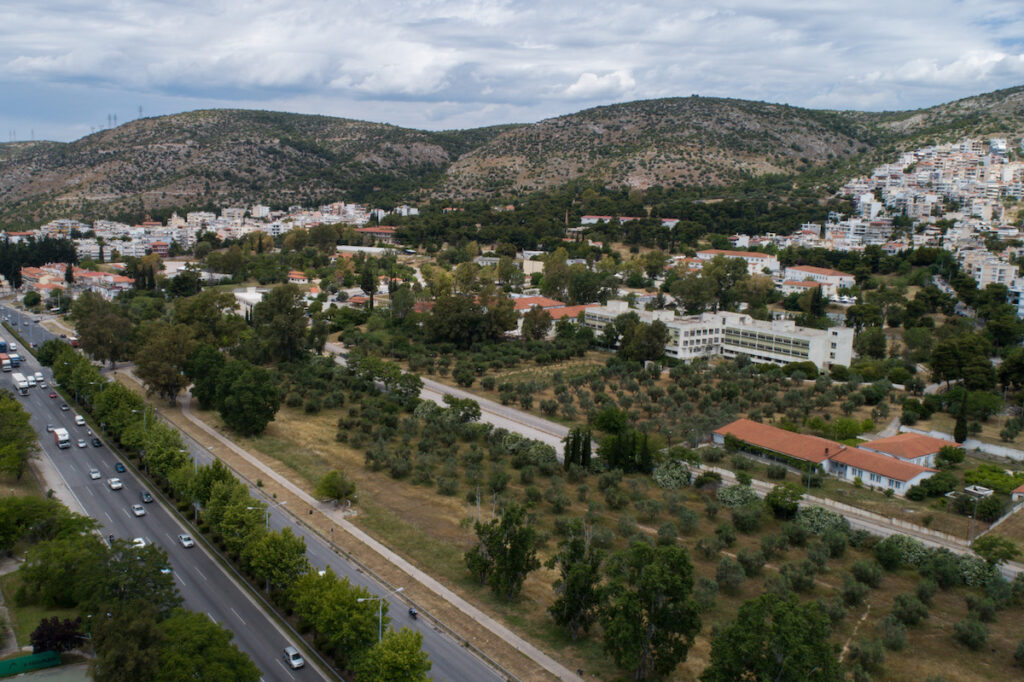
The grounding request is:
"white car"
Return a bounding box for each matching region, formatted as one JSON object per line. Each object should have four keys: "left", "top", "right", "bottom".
{"left": 75, "top": 415, "right": 86, "bottom": 426}
{"left": 89, "top": 468, "right": 101, "bottom": 480}
{"left": 108, "top": 478, "right": 123, "bottom": 490}
{"left": 77, "top": 439, "right": 87, "bottom": 448}
{"left": 283, "top": 646, "right": 305, "bottom": 670}
{"left": 131, "top": 504, "right": 146, "bottom": 517}
{"left": 178, "top": 534, "right": 195, "bottom": 548}
{"left": 131, "top": 537, "right": 147, "bottom": 549}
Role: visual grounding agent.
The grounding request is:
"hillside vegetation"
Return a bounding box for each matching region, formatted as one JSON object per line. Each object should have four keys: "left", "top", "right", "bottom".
{"left": 1, "top": 86, "right": 1023, "bottom": 224}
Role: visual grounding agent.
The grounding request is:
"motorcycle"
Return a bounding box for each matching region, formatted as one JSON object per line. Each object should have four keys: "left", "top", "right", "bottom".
{"left": 408, "top": 607, "right": 418, "bottom": 620}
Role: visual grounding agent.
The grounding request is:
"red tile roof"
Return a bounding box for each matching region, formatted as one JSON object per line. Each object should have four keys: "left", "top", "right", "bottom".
{"left": 548, "top": 304, "right": 596, "bottom": 320}
{"left": 1013, "top": 482, "right": 1024, "bottom": 495}
{"left": 782, "top": 280, "right": 821, "bottom": 288}
{"left": 697, "top": 249, "right": 774, "bottom": 260}
{"left": 714, "top": 419, "right": 836, "bottom": 464}
{"left": 862, "top": 433, "right": 957, "bottom": 461}
{"left": 354, "top": 226, "right": 397, "bottom": 234}
{"left": 787, "top": 265, "right": 854, "bottom": 278}
{"left": 513, "top": 296, "right": 564, "bottom": 311}
{"left": 829, "top": 447, "right": 935, "bottom": 482}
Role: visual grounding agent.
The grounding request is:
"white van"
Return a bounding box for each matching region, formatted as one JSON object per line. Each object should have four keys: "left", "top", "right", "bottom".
{"left": 283, "top": 646, "right": 305, "bottom": 669}
{"left": 34, "top": 372, "right": 44, "bottom": 383}
{"left": 8, "top": 343, "right": 16, "bottom": 352}
{"left": 75, "top": 414, "right": 86, "bottom": 426}
{"left": 26, "top": 376, "right": 36, "bottom": 387}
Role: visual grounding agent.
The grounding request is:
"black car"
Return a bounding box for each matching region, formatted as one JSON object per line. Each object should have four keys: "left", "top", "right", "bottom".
{"left": 139, "top": 491, "right": 154, "bottom": 504}
{"left": 114, "top": 462, "right": 126, "bottom": 473}
{"left": 91, "top": 438, "right": 102, "bottom": 447}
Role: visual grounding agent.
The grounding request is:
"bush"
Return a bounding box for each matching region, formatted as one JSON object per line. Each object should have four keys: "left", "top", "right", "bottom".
{"left": 852, "top": 560, "right": 883, "bottom": 588}
{"left": 795, "top": 506, "right": 850, "bottom": 535}
{"left": 781, "top": 522, "right": 809, "bottom": 547}
{"left": 715, "top": 522, "right": 737, "bottom": 547}
{"left": 965, "top": 595, "right": 997, "bottom": 623}
{"left": 694, "top": 471, "right": 722, "bottom": 488}
{"left": 676, "top": 508, "right": 699, "bottom": 534}
{"left": 696, "top": 535, "right": 723, "bottom": 560}
{"left": 842, "top": 573, "right": 869, "bottom": 606}
{"left": 818, "top": 597, "right": 847, "bottom": 628}
{"left": 892, "top": 594, "right": 929, "bottom": 626}
{"left": 652, "top": 460, "right": 691, "bottom": 489}
{"left": 761, "top": 533, "right": 787, "bottom": 560}
{"left": 716, "top": 557, "right": 746, "bottom": 595}
{"left": 693, "top": 577, "right": 718, "bottom": 613}
{"left": 701, "top": 447, "right": 725, "bottom": 463}
{"left": 717, "top": 484, "right": 759, "bottom": 509}
{"left": 766, "top": 463, "right": 788, "bottom": 480}
{"left": 737, "top": 548, "right": 765, "bottom": 577}
{"left": 437, "top": 476, "right": 459, "bottom": 496}
{"left": 780, "top": 561, "right": 815, "bottom": 593}
{"left": 731, "top": 500, "right": 765, "bottom": 533}
{"left": 953, "top": 618, "right": 988, "bottom": 651}
{"left": 821, "top": 529, "right": 848, "bottom": 559}
{"left": 656, "top": 522, "right": 678, "bottom": 546}
{"left": 847, "top": 638, "right": 885, "bottom": 674}
{"left": 880, "top": 615, "right": 907, "bottom": 651}
{"left": 916, "top": 578, "right": 938, "bottom": 607}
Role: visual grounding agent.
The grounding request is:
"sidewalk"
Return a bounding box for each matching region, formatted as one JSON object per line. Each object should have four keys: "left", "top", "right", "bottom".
{"left": 119, "top": 368, "right": 575, "bottom": 682}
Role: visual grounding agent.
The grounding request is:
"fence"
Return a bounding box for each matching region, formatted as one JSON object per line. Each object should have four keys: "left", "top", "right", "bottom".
{"left": 0, "top": 651, "right": 61, "bottom": 678}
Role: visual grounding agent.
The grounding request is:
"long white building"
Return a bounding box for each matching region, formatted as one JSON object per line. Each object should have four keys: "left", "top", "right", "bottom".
{"left": 581, "top": 301, "right": 854, "bottom": 371}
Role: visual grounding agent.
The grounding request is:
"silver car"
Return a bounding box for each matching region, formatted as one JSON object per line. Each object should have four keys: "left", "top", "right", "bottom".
{"left": 131, "top": 504, "right": 146, "bottom": 517}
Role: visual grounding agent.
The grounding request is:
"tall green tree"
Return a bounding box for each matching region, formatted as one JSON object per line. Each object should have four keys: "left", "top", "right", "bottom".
{"left": 0, "top": 392, "right": 37, "bottom": 481}
{"left": 315, "top": 470, "right": 357, "bottom": 505}
{"left": 465, "top": 504, "right": 541, "bottom": 601}
{"left": 244, "top": 528, "right": 309, "bottom": 593}
{"left": 521, "top": 305, "right": 553, "bottom": 340}
{"left": 134, "top": 321, "right": 197, "bottom": 405}
{"left": 154, "top": 610, "right": 260, "bottom": 682}
{"left": 700, "top": 594, "right": 841, "bottom": 682}
{"left": 217, "top": 360, "right": 280, "bottom": 436}
{"left": 184, "top": 343, "right": 227, "bottom": 410}
{"left": 251, "top": 283, "right": 308, "bottom": 362}
{"left": 352, "top": 628, "right": 433, "bottom": 682}
{"left": 90, "top": 604, "right": 164, "bottom": 682}
{"left": 598, "top": 543, "right": 701, "bottom": 680}
{"left": 547, "top": 520, "right": 603, "bottom": 640}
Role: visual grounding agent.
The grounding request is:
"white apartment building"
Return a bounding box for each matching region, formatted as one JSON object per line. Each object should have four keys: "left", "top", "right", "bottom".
{"left": 781, "top": 265, "right": 855, "bottom": 296}
{"left": 251, "top": 204, "right": 271, "bottom": 219}
{"left": 958, "top": 250, "right": 1019, "bottom": 287}
{"left": 695, "top": 249, "right": 780, "bottom": 274}
{"left": 581, "top": 301, "right": 853, "bottom": 371}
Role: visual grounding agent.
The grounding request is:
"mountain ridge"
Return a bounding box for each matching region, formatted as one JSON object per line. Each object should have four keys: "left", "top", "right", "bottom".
{"left": 1, "top": 86, "right": 1022, "bottom": 225}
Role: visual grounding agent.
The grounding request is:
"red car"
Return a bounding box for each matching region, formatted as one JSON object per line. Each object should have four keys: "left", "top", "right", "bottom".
{"left": 48, "top": 392, "right": 57, "bottom": 399}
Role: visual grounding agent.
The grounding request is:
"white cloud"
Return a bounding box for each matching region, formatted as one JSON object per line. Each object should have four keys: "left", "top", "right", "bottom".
{"left": 1, "top": 1, "right": 1024, "bottom": 140}
{"left": 564, "top": 70, "right": 636, "bottom": 99}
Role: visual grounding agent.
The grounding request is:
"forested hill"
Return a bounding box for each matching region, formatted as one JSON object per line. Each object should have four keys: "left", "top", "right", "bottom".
{"left": 1, "top": 86, "right": 1023, "bottom": 225}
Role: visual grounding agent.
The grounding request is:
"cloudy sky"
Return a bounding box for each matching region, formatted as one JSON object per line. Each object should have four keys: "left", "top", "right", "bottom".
{"left": 3, "top": 0, "right": 1024, "bottom": 142}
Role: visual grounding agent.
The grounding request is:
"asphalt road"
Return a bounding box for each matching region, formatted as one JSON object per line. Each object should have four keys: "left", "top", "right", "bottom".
{"left": 2, "top": 307, "right": 332, "bottom": 682}
{"left": 5, "top": 305, "right": 506, "bottom": 682}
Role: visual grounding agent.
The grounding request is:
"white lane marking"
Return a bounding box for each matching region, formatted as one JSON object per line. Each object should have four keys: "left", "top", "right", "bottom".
{"left": 230, "top": 607, "right": 246, "bottom": 626}
{"left": 86, "top": 487, "right": 95, "bottom": 497}
{"left": 275, "top": 660, "right": 296, "bottom": 680}
{"left": 207, "top": 612, "right": 217, "bottom": 624}
{"left": 194, "top": 566, "right": 207, "bottom": 582}
{"left": 104, "top": 511, "right": 112, "bottom": 522}
{"left": 175, "top": 572, "right": 187, "bottom": 588}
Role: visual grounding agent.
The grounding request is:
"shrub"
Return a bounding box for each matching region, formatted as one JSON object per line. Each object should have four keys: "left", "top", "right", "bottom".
{"left": 818, "top": 597, "right": 847, "bottom": 628}
{"left": 694, "top": 471, "right": 722, "bottom": 488}
{"left": 715, "top": 522, "right": 737, "bottom": 547}
{"left": 781, "top": 522, "right": 809, "bottom": 547}
{"left": 919, "top": 549, "right": 963, "bottom": 590}
{"left": 806, "top": 540, "right": 830, "bottom": 572}
{"left": 766, "top": 463, "right": 788, "bottom": 480}
{"left": 842, "top": 573, "right": 869, "bottom": 606}
{"left": 891, "top": 594, "right": 929, "bottom": 626}
{"left": 436, "top": 477, "right": 459, "bottom": 496}
{"left": 765, "top": 573, "right": 794, "bottom": 600}
{"left": 965, "top": 595, "right": 997, "bottom": 623}
{"left": 780, "top": 561, "right": 815, "bottom": 593}
{"left": 696, "top": 535, "right": 723, "bottom": 560}
{"left": 717, "top": 484, "right": 759, "bottom": 509}
{"left": 656, "top": 522, "right": 678, "bottom": 546}
{"left": 731, "top": 500, "right": 765, "bottom": 533}
{"left": 847, "top": 638, "right": 886, "bottom": 674}
{"left": 737, "top": 548, "right": 765, "bottom": 577}
{"left": 911, "top": 578, "right": 936, "bottom": 607}
{"left": 851, "top": 560, "right": 883, "bottom": 588}
{"left": 795, "top": 506, "right": 850, "bottom": 535}
{"left": 761, "top": 533, "right": 787, "bottom": 560}
{"left": 603, "top": 485, "right": 629, "bottom": 510}
{"left": 821, "top": 529, "right": 848, "bottom": 559}
{"left": 880, "top": 614, "right": 907, "bottom": 651}
{"left": 653, "top": 460, "right": 692, "bottom": 489}
{"left": 704, "top": 498, "right": 720, "bottom": 519}
{"left": 693, "top": 577, "right": 718, "bottom": 613}
{"left": 676, "top": 508, "right": 700, "bottom": 534}
{"left": 716, "top": 557, "right": 746, "bottom": 595}
{"left": 953, "top": 618, "right": 988, "bottom": 651}
{"left": 701, "top": 447, "right": 725, "bottom": 463}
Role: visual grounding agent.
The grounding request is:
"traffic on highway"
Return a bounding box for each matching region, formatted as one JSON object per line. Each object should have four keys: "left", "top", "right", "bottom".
{"left": 3, "top": 303, "right": 507, "bottom": 682}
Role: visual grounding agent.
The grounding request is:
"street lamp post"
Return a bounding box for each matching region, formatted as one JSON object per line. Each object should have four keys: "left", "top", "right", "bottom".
{"left": 357, "top": 586, "right": 404, "bottom": 643}
{"left": 247, "top": 501, "right": 286, "bottom": 592}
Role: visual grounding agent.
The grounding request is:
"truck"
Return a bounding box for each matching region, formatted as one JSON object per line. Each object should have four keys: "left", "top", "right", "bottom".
{"left": 11, "top": 372, "right": 28, "bottom": 395}
{"left": 69, "top": 337, "right": 79, "bottom": 348}
{"left": 0, "top": 353, "right": 9, "bottom": 372}
{"left": 0, "top": 336, "right": 6, "bottom": 353}
{"left": 8, "top": 354, "right": 20, "bottom": 368}
{"left": 53, "top": 428, "right": 70, "bottom": 449}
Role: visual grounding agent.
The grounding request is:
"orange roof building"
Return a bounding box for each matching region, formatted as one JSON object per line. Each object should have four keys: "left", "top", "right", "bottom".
{"left": 713, "top": 418, "right": 936, "bottom": 495}
{"left": 860, "top": 433, "right": 957, "bottom": 467}
{"left": 513, "top": 296, "right": 565, "bottom": 313}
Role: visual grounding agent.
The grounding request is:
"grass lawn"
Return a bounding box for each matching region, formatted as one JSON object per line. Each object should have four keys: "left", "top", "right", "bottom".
{"left": 0, "top": 573, "right": 79, "bottom": 648}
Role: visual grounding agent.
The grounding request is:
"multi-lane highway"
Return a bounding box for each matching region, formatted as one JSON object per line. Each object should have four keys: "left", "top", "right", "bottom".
{"left": 2, "top": 307, "right": 334, "bottom": 682}
{"left": 2, "top": 303, "right": 509, "bottom": 682}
